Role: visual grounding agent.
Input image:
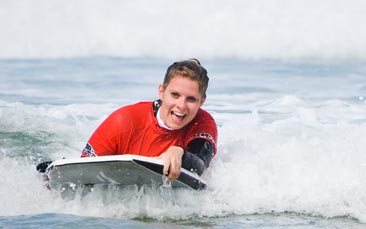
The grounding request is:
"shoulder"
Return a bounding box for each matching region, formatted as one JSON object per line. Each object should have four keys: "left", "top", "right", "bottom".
{"left": 185, "top": 108, "right": 218, "bottom": 152}
{"left": 115, "top": 101, "right": 152, "bottom": 112}
{"left": 108, "top": 101, "right": 153, "bottom": 123}
{"left": 187, "top": 108, "right": 217, "bottom": 138}
{"left": 194, "top": 108, "right": 216, "bottom": 124}
{"left": 112, "top": 101, "right": 152, "bottom": 115}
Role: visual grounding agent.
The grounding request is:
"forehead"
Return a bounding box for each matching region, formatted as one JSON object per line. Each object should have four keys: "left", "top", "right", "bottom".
{"left": 165, "top": 75, "right": 201, "bottom": 94}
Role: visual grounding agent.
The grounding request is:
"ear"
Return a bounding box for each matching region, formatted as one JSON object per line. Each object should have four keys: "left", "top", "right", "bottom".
{"left": 158, "top": 84, "right": 164, "bottom": 100}
{"left": 200, "top": 97, "right": 206, "bottom": 106}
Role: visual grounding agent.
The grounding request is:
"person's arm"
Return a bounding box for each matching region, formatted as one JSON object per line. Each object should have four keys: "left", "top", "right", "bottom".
{"left": 181, "top": 138, "right": 215, "bottom": 175}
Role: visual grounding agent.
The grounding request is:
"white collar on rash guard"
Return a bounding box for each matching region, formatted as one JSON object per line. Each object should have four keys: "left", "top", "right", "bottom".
{"left": 156, "top": 108, "right": 174, "bottom": 130}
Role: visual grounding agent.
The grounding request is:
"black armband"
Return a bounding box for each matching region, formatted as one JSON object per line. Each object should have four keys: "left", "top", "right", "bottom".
{"left": 181, "top": 139, "right": 215, "bottom": 176}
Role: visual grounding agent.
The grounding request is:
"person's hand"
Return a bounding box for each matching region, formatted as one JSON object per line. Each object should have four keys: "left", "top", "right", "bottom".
{"left": 158, "top": 146, "right": 184, "bottom": 181}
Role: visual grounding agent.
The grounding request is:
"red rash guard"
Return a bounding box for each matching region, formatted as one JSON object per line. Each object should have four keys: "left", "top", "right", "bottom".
{"left": 81, "top": 101, "right": 217, "bottom": 157}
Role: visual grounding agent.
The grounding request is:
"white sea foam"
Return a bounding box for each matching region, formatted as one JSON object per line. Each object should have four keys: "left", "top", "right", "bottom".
{"left": 1, "top": 96, "right": 365, "bottom": 221}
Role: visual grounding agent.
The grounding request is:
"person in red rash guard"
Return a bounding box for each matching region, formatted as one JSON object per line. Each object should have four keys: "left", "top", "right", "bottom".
{"left": 81, "top": 59, "right": 218, "bottom": 181}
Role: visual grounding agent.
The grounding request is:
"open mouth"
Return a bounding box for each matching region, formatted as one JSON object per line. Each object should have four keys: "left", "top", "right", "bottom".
{"left": 171, "top": 111, "right": 186, "bottom": 121}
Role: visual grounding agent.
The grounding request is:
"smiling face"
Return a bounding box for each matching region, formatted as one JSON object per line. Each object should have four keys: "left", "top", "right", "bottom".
{"left": 158, "top": 75, "right": 206, "bottom": 130}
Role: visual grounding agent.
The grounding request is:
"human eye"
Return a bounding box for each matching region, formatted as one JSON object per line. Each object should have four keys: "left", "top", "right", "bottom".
{"left": 171, "top": 92, "right": 180, "bottom": 98}
{"left": 187, "top": 96, "right": 198, "bottom": 103}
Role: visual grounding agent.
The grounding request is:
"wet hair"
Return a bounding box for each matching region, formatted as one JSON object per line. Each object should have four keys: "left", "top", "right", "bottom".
{"left": 162, "top": 58, "right": 209, "bottom": 98}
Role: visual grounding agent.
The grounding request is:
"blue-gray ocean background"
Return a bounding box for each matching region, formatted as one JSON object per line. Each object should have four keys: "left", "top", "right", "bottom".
{"left": 1, "top": 0, "right": 366, "bottom": 228}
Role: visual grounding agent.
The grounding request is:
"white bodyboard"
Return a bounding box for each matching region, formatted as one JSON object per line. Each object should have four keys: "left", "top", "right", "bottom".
{"left": 44, "top": 155, "right": 206, "bottom": 190}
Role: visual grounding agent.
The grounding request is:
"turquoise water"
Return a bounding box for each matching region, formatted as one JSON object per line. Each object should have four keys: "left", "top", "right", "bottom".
{"left": 0, "top": 213, "right": 364, "bottom": 228}
{"left": 1, "top": 57, "right": 366, "bottom": 228}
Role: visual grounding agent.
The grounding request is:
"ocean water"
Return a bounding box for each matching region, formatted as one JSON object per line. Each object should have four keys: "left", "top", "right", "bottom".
{"left": 1, "top": 0, "right": 366, "bottom": 228}
{"left": 1, "top": 58, "right": 366, "bottom": 228}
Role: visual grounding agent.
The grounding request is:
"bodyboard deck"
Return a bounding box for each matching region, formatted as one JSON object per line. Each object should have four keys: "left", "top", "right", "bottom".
{"left": 44, "top": 155, "right": 206, "bottom": 190}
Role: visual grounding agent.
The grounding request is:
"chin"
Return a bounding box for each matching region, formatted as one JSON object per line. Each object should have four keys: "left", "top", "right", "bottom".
{"left": 171, "top": 124, "right": 184, "bottom": 130}
{"left": 168, "top": 122, "right": 185, "bottom": 130}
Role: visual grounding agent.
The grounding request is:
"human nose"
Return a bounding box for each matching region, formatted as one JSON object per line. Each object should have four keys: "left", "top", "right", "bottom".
{"left": 176, "top": 97, "right": 187, "bottom": 109}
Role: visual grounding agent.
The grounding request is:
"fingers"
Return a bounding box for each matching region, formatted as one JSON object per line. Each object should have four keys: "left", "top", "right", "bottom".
{"left": 162, "top": 158, "right": 170, "bottom": 176}
{"left": 161, "top": 156, "right": 181, "bottom": 181}
{"left": 167, "top": 159, "right": 181, "bottom": 181}
{"left": 159, "top": 146, "right": 184, "bottom": 181}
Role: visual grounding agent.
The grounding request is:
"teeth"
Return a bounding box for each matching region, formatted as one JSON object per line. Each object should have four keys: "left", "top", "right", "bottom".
{"left": 172, "top": 111, "right": 185, "bottom": 118}
{"left": 174, "top": 112, "right": 185, "bottom": 117}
